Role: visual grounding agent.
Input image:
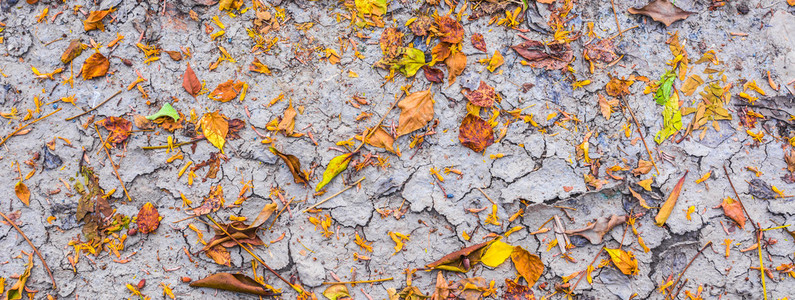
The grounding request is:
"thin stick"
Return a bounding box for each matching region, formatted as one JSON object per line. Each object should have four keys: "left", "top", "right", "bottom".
{"left": 0, "top": 108, "right": 62, "bottom": 147}
{"left": 206, "top": 215, "right": 296, "bottom": 291}
{"left": 567, "top": 248, "right": 604, "bottom": 296}
{"left": 0, "top": 211, "right": 56, "bottom": 290}
{"left": 757, "top": 230, "right": 768, "bottom": 300}
{"left": 302, "top": 177, "right": 366, "bottom": 213}
{"left": 667, "top": 241, "right": 712, "bottom": 300}
{"left": 620, "top": 97, "right": 660, "bottom": 174}
{"left": 141, "top": 138, "right": 203, "bottom": 150}
{"left": 94, "top": 125, "right": 132, "bottom": 202}
{"left": 723, "top": 165, "right": 759, "bottom": 232}
{"left": 321, "top": 277, "right": 393, "bottom": 285}
{"left": 65, "top": 90, "right": 122, "bottom": 121}
{"left": 477, "top": 187, "right": 496, "bottom": 205}
{"left": 353, "top": 95, "right": 402, "bottom": 153}
{"left": 610, "top": 0, "right": 622, "bottom": 38}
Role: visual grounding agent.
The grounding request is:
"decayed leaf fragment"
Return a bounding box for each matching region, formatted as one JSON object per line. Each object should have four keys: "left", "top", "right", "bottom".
{"left": 15, "top": 181, "right": 30, "bottom": 206}
{"left": 598, "top": 94, "right": 619, "bottom": 120}
{"left": 511, "top": 246, "right": 544, "bottom": 287}
{"left": 435, "top": 16, "right": 464, "bottom": 44}
{"left": 486, "top": 50, "right": 504, "bottom": 72}
{"left": 566, "top": 214, "right": 628, "bottom": 244}
{"left": 422, "top": 66, "right": 445, "bottom": 83}
{"left": 628, "top": 0, "right": 693, "bottom": 27}
{"left": 276, "top": 100, "right": 297, "bottom": 135}
{"left": 183, "top": 62, "right": 202, "bottom": 97}
{"left": 209, "top": 80, "right": 245, "bottom": 102}
{"left": 136, "top": 202, "right": 161, "bottom": 234}
{"left": 397, "top": 90, "right": 434, "bottom": 137}
{"left": 193, "top": 185, "right": 225, "bottom": 216}
{"left": 81, "top": 52, "right": 110, "bottom": 80}
{"left": 61, "top": 39, "right": 83, "bottom": 64}
{"left": 96, "top": 116, "right": 133, "bottom": 147}
{"left": 511, "top": 39, "right": 573, "bottom": 70}
{"left": 426, "top": 240, "right": 490, "bottom": 272}
{"left": 6, "top": 252, "right": 33, "bottom": 300}
{"left": 316, "top": 153, "right": 353, "bottom": 191}
{"left": 83, "top": 9, "right": 115, "bottom": 31}
{"left": 199, "top": 111, "right": 229, "bottom": 151}
{"left": 721, "top": 197, "right": 746, "bottom": 229}
{"left": 504, "top": 279, "right": 535, "bottom": 300}
{"left": 464, "top": 81, "right": 497, "bottom": 108}
{"left": 190, "top": 273, "right": 279, "bottom": 296}
{"left": 605, "top": 248, "right": 638, "bottom": 275}
{"left": 269, "top": 147, "right": 309, "bottom": 184}
{"left": 459, "top": 114, "right": 494, "bottom": 153}
{"left": 655, "top": 171, "right": 688, "bottom": 226}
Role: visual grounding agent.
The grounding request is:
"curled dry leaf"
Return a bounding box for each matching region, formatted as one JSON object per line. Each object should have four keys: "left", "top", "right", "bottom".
{"left": 276, "top": 100, "right": 297, "bottom": 135}
{"left": 269, "top": 147, "right": 309, "bottom": 184}
{"left": 464, "top": 81, "right": 497, "bottom": 108}
{"left": 632, "top": 160, "right": 653, "bottom": 176}
{"left": 205, "top": 244, "right": 231, "bottom": 266}
{"left": 183, "top": 62, "right": 202, "bottom": 97}
{"left": 81, "top": 52, "right": 110, "bottom": 80}
{"left": 605, "top": 248, "right": 638, "bottom": 276}
{"left": 6, "top": 252, "right": 33, "bottom": 300}
{"left": 190, "top": 273, "right": 279, "bottom": 296}
{"left": 250, "top": 201, "right": 278, "bottom": 228}
{"left": 426, "top": 240, "right": 490, "bottom": 272}
{"left": 193, "top": 185, "right": 225, "bottom": 216}
{"left": 136, "top": 202, "right": 161, "bottom": 234}
{"left": 422, "top": 66, "right": 445, "bottom": 83}
{"left": 322, "top": 284, "right": 351, "bottom": 300}
{"left": 397, "top": 90, "right": 434, "bottom": 137}
{"left": 199, "top": 111, "right": 229, "bottom": 151}
{"left": 471, "top": 33, "right": 487, "bottom": 52}
{"left": 83, "top": 9, "right": 114, "bottom": 31}
{"left": 628, "top": 0, "right": 694, "bottom": 27}
{"left": 203, "top": 221, "right": 263, "bottom": 250}
{"left": 15, "top": 181, "right": 30, "bottom": 206}
{"left": 61, "top": 39, "right": 83, "bottom": 64}
{"left": 721, "top": 197, "right": 746, "bottom": 229}
{"left": 511, "top": 39, "right": 573, "bottom": 70}
{"left": 655, "top": 171, "right": 688, "bottom": 226}
{"left": 445, "top": 51, "right": 466, "bottom": 84}
{"left": 459, "top": 114, "right": 494, "bottom": 153}
{"left": 628, "top": 186, "right": 652, "bottom": 209}
{"left": 316, "top": 153, "right": 353, "bottom": 191}
{"left": 598, "top": 94, "right": 618, "bottom": 120}
{"left": 565, "top": 214, "right": 628, "bottom": 244}
{"left": 511, "top": 246, "right": 544, "bottom": 287}
{"left": 96, "top": 116, "right": 132, "bottom": 147}
{"left": 209, "top": 80, "right": 245, "bottom": 102}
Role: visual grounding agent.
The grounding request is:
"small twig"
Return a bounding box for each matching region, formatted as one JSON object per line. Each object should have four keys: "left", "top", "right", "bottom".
{"left": 0, "top": 108, "right": 62, "bottom": 148}
{"left": 0, "top": 211, "right": 56, "bottom": 290}
{"left": 567, "top": 248, "right": 604, "bottom": 297}
{"left": 610, "top": 0, "right": 621, "bottom": 38}
{"left": 619, "top": 97, "right": 660, "bottom": 174}
{"left": 94, "top": 125, "right": 132, "bottom": 202}
{"left": 141, "top": 138, "right": 203, "bottom": 150}
{"left": 353, "top": 94, "right": 402, "bottom": 153}
{"left": 667, "top": 241, "right": 713, "bottom": 300}
{"left": 302, "top": 177, "right": 366, "bottom": 213}
{"left": 609, "top": 25, "right": 639, "bottom": 40}
{"left": 321, "top": 277, "right": 393, "bottom": 285}
{"left": 477, "top": 187, "right": 496, "bottom": 205}
{"left": 723, "top": 165, "right": 759, "bottom": 233}
{"left": 65, "top": 90, "right": 122, "bottom": 121}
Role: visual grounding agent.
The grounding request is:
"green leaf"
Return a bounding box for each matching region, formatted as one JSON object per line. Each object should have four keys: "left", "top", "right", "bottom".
{"left": 654, "top": 71, "right": 675, "bottom": 105}
{"left": 394, "top": 47, "right": 426, "bottom": 77}
{"left": 480, "top": 240, "right": 513, "bottom": 267}
{"left": 315, "top": 153, "right": 354, "bottom": 191}
{"left": 146, "top": 103, "right": 180, "bottom": 121}
{"left": 655, "top": 90, "right": 682, "bottom": 144}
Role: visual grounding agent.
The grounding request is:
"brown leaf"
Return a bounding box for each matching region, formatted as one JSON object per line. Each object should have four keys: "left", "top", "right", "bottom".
{"left": 459, "top": 114, "right": 494, "bottom": 153}
{"left": 165, "top": 50, "right": 183, "bottom": 61}
{"left": 426, "top": 240, "right": 490, "bottom": 272}
{"left": 605, "top": 76, "right": 634, "bottom": 98}
{"left": 435, "top": 16, "right": 464, "bottom": 44}
{"left": 721, "top": 197, "right": 746, "bottom": 229}
{"left": 15, "top": 181, "right": 30, "bottom": 206}
{"left": 203, "top": 221, "right": 263, "bottom": 250}
{"left": 471, "top": 33, "right": 487, "bottom": 52}
{"left": 269, "top": 147, "right": 309, "bottom": 184}
{"left": 250, "top": 202, "right": 278, "bottom": 228}
{"left": 190, "top": 273, "right": 279, "bottom": 296}
{"left": 598, "top": 94, "right": 618, "bottom": 120}
{"left": 81, "top": 52, "right": 109, "bottom": 80}
{"left": 205, "top": 244, "right": 231, "bottom": 266}
{"left": 96, "top": 116, "right": 132, "bottom": 147}
{"left": 83, "top": 9, "right": 114, "bottom": 31}
{"left": 226, "top": 118, "right": 246, "bottom": 140}
{"left": 193, "top": 185, "right": 225, "bottom": 216}
{"left": 511, "top": 40, "right": 573, "bottom": 70}
{"left": 504, "top": 279, "right": 535, "bottom": 300}
{"left": 583, "top": 39, "right": 618, "bottom": 64}
{"left": 422, "top": 66, "right": 445, "bottom": 83}
{"left": 365, "top": 126, "right": 397, "bottom": 153}
{"left": 209, "top": 80, "right": 244, "bottom": 102}
{"left": 133, "top": 114, "right": 156, "bottom": 130}
{"left": 655, "top": 171, "right": 688, "bottom": 226}
{"left": 445, "top": 51, "right": 466, "bottom": 84}
{"left": 396, "top": 90, "right": 435, "bottom": 137}
{"left": 136, "top": 202, "right": 160, "bottom": 234}
{"left": 632, "top": 160, "right": 653, "bottom": 176}
{"left": 183, "top": 62, "right": 202, "bottom": 97}
{"left": 430, "top": 271, "right": 450, "bottom": 300}
{"left": 511, "top": 246, "right": 544, "bottom": 287}
{"left": 276, "top": 100, "right": 297, "bottom": 135}
{"left": 565, "top": 214, "right": 628, "bottom": 244}
{"left": 431, "top": 42, "right": 452, "bottom": 65}
{"left": 628, "top": 186, "right": 652, "bottom": 209}
{"left": 785, "top": 149, "right": 795, "bottom": 173}
{"left": 409, "top": 15, "right": 433, "bottom": 36}
{"left": 628, "top": 0, "right": 694, "bottom": 27}
{"left": 61, "top": 39, "right": 83, "bottom": 64}
{"left": 464, "top": 81, "right": 497, "bottom": 108}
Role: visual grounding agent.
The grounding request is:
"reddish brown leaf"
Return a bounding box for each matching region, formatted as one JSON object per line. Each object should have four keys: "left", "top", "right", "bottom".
{"left": 81, "top": 52, "right": 109, "bottom": 80}
{"left": 464, "top": 81, "right": 497, "bottom": 108}
{"left": 426, "top": 241, "right": 490, "bottom": 272}
{"left": 269, "top": 147, "right": 309, "bottom": 184}
{"left": 96, "top": 116, "right": 132, "bottom": 147}
{"left": 458, "top": 114, "right": 494, "bottom": 153}
{"left": 409, "top": 15, "right": 433, "bottom": 36}
{"left": 136, "top": 202, "right": 160, "bottom": 234}
{"left": 471, "top": 33, "right": 487, "bottom": 52}
{"left": 165, "top": 50, "right": 183, "bottom": 61}
{"left": 193, "top": 185, "right": 225, "bottom": 216}
{"left": 511, "top": 40, "right": 573, "bottom": 71}
{"left": 435, "top": 16, "right": 464, "bottom": 44}
{"left": 584, "top": 39, "right": 618, "bottom": 64}
{"left": 628, "top": 0, "right": 693, "bottom": 27}
{"left": 209, "top": 80, "right": 244, "bottom": 102}
{"left": 183, "top": 62, "right": 202, "bottom": 97}
{"left": 504, "top": 279, "right": 535, "bottom": 300}
{"left": 190, "top": 273, "right": 279, "bottom": 296}
{"left": 422, "top": 66, "right": 445, "bottom": 83}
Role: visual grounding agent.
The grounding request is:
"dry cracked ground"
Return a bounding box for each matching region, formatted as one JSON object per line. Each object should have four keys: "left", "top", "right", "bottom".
{"left": 1, "top": 0, "right": 795, "bottom": 299}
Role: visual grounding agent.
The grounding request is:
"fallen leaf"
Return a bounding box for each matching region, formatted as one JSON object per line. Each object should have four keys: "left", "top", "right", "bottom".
{"left": 6, "top": 252, "right": 33, "bottom": 300}
{"left": 364, "top": 126, "right": 397, "bottom": 153}
{"left": 61, "top": 39, "right": 83, "bottom": 64}
{"left": 83, "top": 9, "right": 114, "bottom": 31}
{"left": 14, "top": 181, "right": 30, "bottom": 206}
{"left": 655, "top": 171, "right": 688, "bottom": 226}
{"left": 183, "top": 62, "right": 202, "bottom": 97}
{"left": 199, "top": 111, "right": 229, "bottom": 151}
{"left": 632, "top": 160, "right": 653, "bottom": 176}
{"left": 721, "top": 197, "right": 746, "bottom": 229}
{"left": 81, "top": 52, "right": 109, "bottom": 80}
{"left": 395, "top": 47, "right": 426, "bottom": 77}
{"left": 655, "top": 89, "right": 682, "bottom": 144}
{"left": 637, "top": 178, "right": 653, "bottom": 191}
{"left": 422, "top": 66, "right": 445, "bottom": 83}
{"left": 628, "top": 186, "right": 652, "bottom": 209}
{"left": 583, "top": 39, "right": 618, "bottom": 65}
{"left": 511, "top": 39, "right": 573, "bottom": 70}
{"left": 511, "top": 246, "right": 544, "bottom": 287}
{"left": 471, "top": 33, "right": 487, "bottom": 52}
{"left": 566, "top": 214, "right": 628, "bottom": 244}
{"left": 680, "top": 74, "right": 703, "bottom": 96}
{"left": 136, "top": 202, "right": 160, "bottom": 234}
{"left": 209, "top": 80, "right": 245, "bottom": 102}
{"left": 426, "top": 241, "right": 490, "bottom": 272}
{"left": 250, "top": 202, "right": 278, "bottom": 228}
{"left": 397, "top": 90, "right": 434, "bottom": 137}
{"left": 146, "top": 103, "right": 180, "bottom": 121}
{"left": 430, "top": 42, "right": 452, "bottom": 65}
{"left": 276, "top": 100, "right": 297, "bottom": 135}
{"left": 605, "top": 248, "right": 638, "bottom": 275}
{"left": 316, "top": 153, "right": 353, "bottom": 191}
{"left": 190, "top": 273, "right": 279, "bottom": 296}
{"left": 480, "top": 240, "right": 513, "bottom": 267}
{"left": 445, "top": 51, "right": 466, "bottom": 84}
{"left": 323, "top": 284, "right": 351, "bottom": 300}
{"left": 486, "top": 50, "right": 504, "bottom": 72}
{"left": 249, "top": 57, "right": 271, "bottom": 75}
{"left": 504, "top": 279, "right": 535, "bottom": 300}
{"left": 193, "top": 185, "right": 225, "bottom": 216}
{"left": 430, "top": 271, "right": 450, "bottom": 300}
{"left": 435, "top": 16, "right": 463, "bottom": 44}
{"left": 606, "top": 76, "right": 634, "bottom": 98}
{"left": 96, "top": 116, "right": 132, "bottom": 147}
{"left": 464, "top": 81, "right": 497, "bottom": 108}
{"left": 165, "top": 50, "right": 182, "bottom": 61}
{"left": 598, "top": 94, "right": 618, "bottom": 120}
{"left": 409, "top": 15, "right": 433, "bottom": 36}
{"left": 269, "top": 147, "right": 309, "bottom": 184}
{"left": 628, "top": 0, "right": 694, "bottom": 27}
{"left": 459, "top": 114, "right": 494, "bottom": 153}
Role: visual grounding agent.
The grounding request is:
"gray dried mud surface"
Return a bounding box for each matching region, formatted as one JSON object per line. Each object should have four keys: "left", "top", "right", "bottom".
{"left": 1, "top": 0, "right": 795, "bottom": 299}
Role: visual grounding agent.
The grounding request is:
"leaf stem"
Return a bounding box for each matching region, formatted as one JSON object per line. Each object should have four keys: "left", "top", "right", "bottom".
{"left": 0, "top": 108, "right": 62, "bottom": 148}
{"left": 0, "top": 210, "right": 56, "bottom": 290}
{"left": 94, "top": 124, "right": 133, "bottom": 202}
{"left": 302, "top": 177, "right": 366, "bottom": 213}
{"left": 64, "top": 89, "right": 122, "bottom": 121}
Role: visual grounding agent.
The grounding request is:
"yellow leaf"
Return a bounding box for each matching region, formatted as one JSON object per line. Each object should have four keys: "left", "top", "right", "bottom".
{"left": 389, "top": 231, "right": 409, "bottom": 254}
{"left": 695, "top": 171, "right": 711, "bottom": 184}
{"left": 81, "top": 52, "right": 109, "bottom": 80}
{"left": 199, "top": 111, "right": 229, "bottom": 151}
{"left": 486, "top": 50, "right": 503, "bottom": 72}
{"left": 605, "top": 248, "right": 638, "bottom": 276}
{"left": 315, "top": 153, "right": 353, "bottom": 191}
{"left": 396, "top": 90, "right": 434, "bottom": 137}
{"left": 6, "top": 252, "right": 33, "bottom": 300}
{"left": 480, "top": 240, "right": 513, "bottom": 267}
{"left": 637, "top": 178, "right": 653, "bottom": 191}
{"left": 15, "top": 181, "right": 30, "bottom": 206}
{"left": 511, "top": 246, "right": 544, "bottom": 286}
{"left": 323, "top": 284, "right": 350, "bottom": 300}
{"left": 655, "top": 171, "right": 688, "bottom": 226}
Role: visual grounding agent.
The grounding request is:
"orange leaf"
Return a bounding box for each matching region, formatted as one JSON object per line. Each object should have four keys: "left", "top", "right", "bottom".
{"left": 435, "top": 16, "right": 463, "bottom": 44}
{"left": 276, "top": 100, "right": 297, "bottom": 135}
{"left": 96, "top": 116, "right": 132, "bottom": 147}
{"left": 445, "top": 51, "right": 466, "bottom": 84}
{"left": 209, "top": 80, "right": 244, "bottom": 102}
{"left": 464, "top": 81, "right": 497, "bottom": 108}
{"left": 83, "top": 9, "right": 114, "bottom": 31}
{"left": 721, "top": 197, "right": 746, "bottom": 229}
{"left": 458, "top": 114, "right": 494, "bottom": 153}
{"left": 15, "top": 181, "right": 30, "bottom": 206}
{"left": 81, "top": 52, "right": 109, "bottom": 80}
{"left": 193, "top": 185, "right": 225, "bottom": 216}
{"left": 396, "top": 90, "right": 434, "bottom": 137}
{"left": 183, "top": 62, "right": 202, "bottom": 97}
{"left": 190, "top": 273, "right": 279, "bottom": 296}
{"left": 511, "top": 246, "right": 544, "bottom": 286}
{"left": 655, "top": 171, "right": 688, "bottom": 226}
{"left": 136, "top": 202, "right": 161, "bottom": 234}
{"left": 61, "top": 39, "right": 83, "bottom": 64}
